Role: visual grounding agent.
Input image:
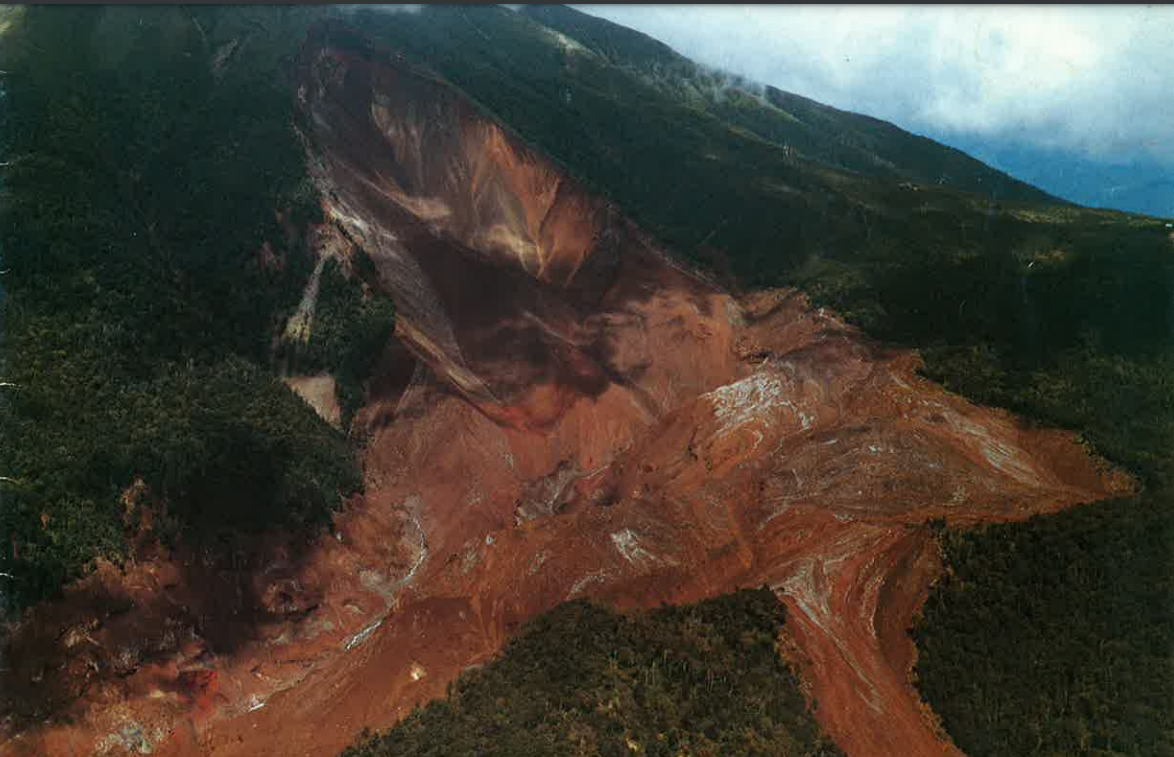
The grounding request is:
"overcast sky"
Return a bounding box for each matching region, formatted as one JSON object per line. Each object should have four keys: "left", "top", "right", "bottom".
{"left": 573, "top": 5, "right": 1174, "bottom": 167}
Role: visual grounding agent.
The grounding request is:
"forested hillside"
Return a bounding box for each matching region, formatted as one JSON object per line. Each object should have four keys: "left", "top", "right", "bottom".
{"left": 0, "top": 6, "right": 394, "bottom": 608}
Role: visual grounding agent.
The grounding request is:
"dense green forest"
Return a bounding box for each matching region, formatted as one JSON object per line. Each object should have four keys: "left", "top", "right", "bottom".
{"left": 0, "top": 6, "right": 395, "bottom": 609}
{"left": 342, "top": 589, "right": 843, "bottom": 757}
{"left": 913, "top": 496, "right": 1174, "bottom": 757}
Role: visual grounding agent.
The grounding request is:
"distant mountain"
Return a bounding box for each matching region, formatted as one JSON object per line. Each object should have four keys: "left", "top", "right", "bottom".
{"left": 943, "top": 137, "right": 1174, "bottom": 218}
{"left": 554, "top": 4, "right": 1172, "bottom": 221}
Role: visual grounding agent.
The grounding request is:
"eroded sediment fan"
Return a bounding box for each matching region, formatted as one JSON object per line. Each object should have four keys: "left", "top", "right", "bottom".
{"left": 0, "top": 22, "right": 1131, "bottom": 757}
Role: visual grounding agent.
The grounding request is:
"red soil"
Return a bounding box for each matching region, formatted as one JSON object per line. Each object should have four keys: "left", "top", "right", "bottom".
{"left": 0, "top": 23, "right": 1133, "bottom": 757}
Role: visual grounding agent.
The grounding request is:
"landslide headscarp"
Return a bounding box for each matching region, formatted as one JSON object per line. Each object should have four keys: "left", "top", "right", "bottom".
{"left": 0, "top": 21, "right": 1134, "bottom": 757}
{"left": 298, "top": 22, "right": 662, "bottom": 431}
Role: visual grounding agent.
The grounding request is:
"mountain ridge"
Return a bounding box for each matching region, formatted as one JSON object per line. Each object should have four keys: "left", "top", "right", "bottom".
{"left": 525, "top": 4, "right": 1063, "bottom": 207}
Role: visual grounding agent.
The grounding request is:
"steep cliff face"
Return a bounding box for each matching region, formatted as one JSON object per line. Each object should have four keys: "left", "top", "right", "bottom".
{"left": 0, "top": 22, "right": 1134, "bottom": 757}
{"left": 297, "top": 24, "right": 708, "bottom": 432}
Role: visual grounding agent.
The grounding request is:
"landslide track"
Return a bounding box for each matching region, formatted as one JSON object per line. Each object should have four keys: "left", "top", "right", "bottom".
{"left": 0, "top": 23, "right": 1133, "bottom": 757}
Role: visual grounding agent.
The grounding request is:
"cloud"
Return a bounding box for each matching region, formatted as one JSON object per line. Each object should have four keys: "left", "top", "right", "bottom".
{"left": 573, "top": 5, "right": 1174, "bottom": 164}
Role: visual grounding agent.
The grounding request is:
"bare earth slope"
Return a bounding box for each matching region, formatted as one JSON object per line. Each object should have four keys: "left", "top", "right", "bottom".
{"left": 0, "top": 23, "right": 1132, "bottom": 757}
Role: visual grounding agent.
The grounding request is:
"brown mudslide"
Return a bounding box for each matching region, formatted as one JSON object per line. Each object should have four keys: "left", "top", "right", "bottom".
{"left": 0, "top": 23, "right": 1132, "bottom": 757}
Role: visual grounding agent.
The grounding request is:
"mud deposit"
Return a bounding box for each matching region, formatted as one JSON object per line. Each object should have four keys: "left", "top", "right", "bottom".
{"left": 0, "top": 23, "right": 1133, "bottom": 757}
